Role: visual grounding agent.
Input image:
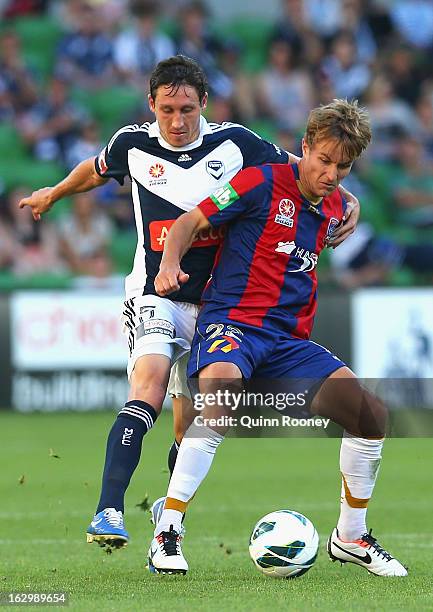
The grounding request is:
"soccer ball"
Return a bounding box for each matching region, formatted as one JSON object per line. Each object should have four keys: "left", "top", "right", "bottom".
{"left": 249, "top": 510, "right": 319, "bottom": 578}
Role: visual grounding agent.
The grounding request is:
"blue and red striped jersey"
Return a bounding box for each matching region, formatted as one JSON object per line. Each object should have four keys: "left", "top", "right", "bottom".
{"left": 197, "top": 163, "right": 347, "bottom": 339}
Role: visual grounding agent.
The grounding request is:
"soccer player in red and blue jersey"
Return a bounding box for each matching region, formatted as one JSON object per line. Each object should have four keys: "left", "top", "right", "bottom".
{"left": 20, "top": 57, "right": 363, "bottom": 551}
{"left": 149, "top": 99, "right": 408, "bottom": 577}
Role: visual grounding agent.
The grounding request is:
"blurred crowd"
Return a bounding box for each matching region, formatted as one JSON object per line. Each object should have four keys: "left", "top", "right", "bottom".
{"left": 1, "top": 0, "right": 433, "bottom": 288}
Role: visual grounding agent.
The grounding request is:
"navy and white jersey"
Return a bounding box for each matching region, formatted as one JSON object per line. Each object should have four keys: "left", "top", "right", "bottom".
{"left": 95, "top": 116, "right": 289, "bottom": 303}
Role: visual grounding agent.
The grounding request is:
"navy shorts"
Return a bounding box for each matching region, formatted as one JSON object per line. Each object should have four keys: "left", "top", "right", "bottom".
{"left": 187, "top": 315, "right": 345, "bottom": 381}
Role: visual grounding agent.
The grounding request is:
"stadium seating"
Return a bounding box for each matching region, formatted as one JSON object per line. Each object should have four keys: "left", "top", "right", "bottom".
{"left": 0, "top": 124, "right": 27, "bottom": 160}
{"left": 71, "top": 87, "right": 143, "bottom": 140}
{"left": 109, "top": 230, "right": 136, "bottom": 274}
{"left": 216, "top": 17, "right": 274, "bottom": 72}
{"left": 0, "top": 157, "right": 64, "bottom": 192}
{"left": 0, "top": 10, "right": 430, "bottom": 290}
{"left": 9, "top": 15, "right": 63, "bottom": 81}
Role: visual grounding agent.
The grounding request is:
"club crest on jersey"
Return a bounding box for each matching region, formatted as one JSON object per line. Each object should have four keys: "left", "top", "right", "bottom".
{"left": 326, "top": 217, "right": 340, "bottom": 239}
{"left": 206, "top": 160, "right": 225, "bottom": 180}
{"left": 275, "top": 199, "right": 295, "bottom": 227}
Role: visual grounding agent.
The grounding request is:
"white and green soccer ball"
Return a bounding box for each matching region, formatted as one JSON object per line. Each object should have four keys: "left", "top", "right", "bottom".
{"left": 249, "top": 510, "right": 319, "bottom": 578}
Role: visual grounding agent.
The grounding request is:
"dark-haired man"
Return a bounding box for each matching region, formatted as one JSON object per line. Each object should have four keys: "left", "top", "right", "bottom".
{"left": 20, "top": 56, "right": 360, "bottom": 548}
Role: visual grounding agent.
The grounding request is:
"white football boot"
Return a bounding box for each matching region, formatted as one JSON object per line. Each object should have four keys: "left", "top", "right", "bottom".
{"left": 148, "top": 525, "right": 188, "bottom": 575}
{"left": 327, "top": 528, "right": 408, "bottom": 576}
{"left": 149, "top": 496, "right": 186, "bottom": 537}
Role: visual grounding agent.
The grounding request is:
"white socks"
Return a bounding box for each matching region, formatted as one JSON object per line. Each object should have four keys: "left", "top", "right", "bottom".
{"left": 155, "top": 427, "right": 384, "bottom": 542}
{"left": 337, "top": 431, "right": 384, "bottom": 541}
{"left": 155, "top": 424, "right": 224, "bottom": 535}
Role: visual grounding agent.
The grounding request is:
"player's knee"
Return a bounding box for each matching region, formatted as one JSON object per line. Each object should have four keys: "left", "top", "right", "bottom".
{"left": 198, "top": 362, "right": 242, "bottom": 395}
{"left": 129, "top": 355, "right": 171, "bottom": 409}
{"left": 357, "top": 393, "right": 388, "bottom": 438}
{"left": 173, "top": 396, "right": 190, "bottom": 442}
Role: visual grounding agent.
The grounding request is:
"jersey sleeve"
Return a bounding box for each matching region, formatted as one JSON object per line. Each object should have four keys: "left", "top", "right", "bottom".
{"left": 232, "top": 125, "right": 289, "bottom": 167}
{"left": 94, "top": 126, "right": 134, "bottom": 185}
{"left": 198, "top": 166, "right": 267, "bottom": 226}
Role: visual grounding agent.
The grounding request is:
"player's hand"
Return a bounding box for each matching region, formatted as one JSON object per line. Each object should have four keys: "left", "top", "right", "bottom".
{"left": 18, "top": 186, "right": 55, "bottom": 221}
{"left": 155, "top": 262, "right": 190, "bottom": 296}
{"left": 326, "top": 196, "right": 360, "bottom": 248}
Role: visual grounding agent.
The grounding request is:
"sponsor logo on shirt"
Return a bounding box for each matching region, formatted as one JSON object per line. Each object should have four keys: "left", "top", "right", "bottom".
{"left": 206, "top": 160, "right": 225, "bottom": 180}
{"left": 275, "top": 241, "right": 318, "bottom": 272}
{"left": 274, "top": 198, "right": 295, "bottom": 227}
{"left": 178, "top": 153, "right": 192, "bottom": 162}
{"left": 210, "top": 184, "right": 239, "bottom": 211}
{"left": 149, "top": 220, "right": 225, "bottom": 251}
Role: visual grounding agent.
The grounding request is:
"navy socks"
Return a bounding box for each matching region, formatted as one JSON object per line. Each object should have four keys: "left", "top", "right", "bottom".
{"left": 96, "top": 400, "right": 157, "bottom": 513}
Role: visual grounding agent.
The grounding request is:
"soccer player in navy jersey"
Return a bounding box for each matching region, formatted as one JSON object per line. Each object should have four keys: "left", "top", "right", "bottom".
{"left": 150, "top": 99, "right": 407, "bottom": 577}
{"left": 19, "top": 56, "right": 361, "bottom": 550}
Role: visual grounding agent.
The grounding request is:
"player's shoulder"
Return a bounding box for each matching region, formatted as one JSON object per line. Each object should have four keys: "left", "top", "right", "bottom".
{"left": 106, "top": 122, "right": 152, "bottom": 151}
{"left": 207, "top": 121, "right": 263, "bottom": 141}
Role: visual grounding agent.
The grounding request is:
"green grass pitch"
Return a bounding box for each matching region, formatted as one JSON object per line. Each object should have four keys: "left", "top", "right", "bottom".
{"left": 1, "top": 410, "right": 433, "bottom": 611}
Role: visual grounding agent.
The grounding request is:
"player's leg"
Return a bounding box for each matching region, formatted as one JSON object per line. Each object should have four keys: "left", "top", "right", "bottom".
{"left": 148, "top": 361, "right": 242, "bottom": 574}
{"left": 168, "top": 353, "right": 194, "bottom": 473}
{"left": 86, "top": 352, "right": 171, "bottom": 548}
{"left": 165, "top": 306, "right": 200, "bottom": 475}
{"left": 310, "top": 364, "right": 407, "bottom": 575}
{"left": 150, "top": 340, "right": 197, "bottom": 526}
{"left": 150, "top": 392, "right": 194, "bottom": 529}
{"left": 259, "top": 337, "right": 407, "bottom": 576}
{"left": 87, "top": 296, "right": 187, "bottom": 549}
{"left": 148, "top": 316, "right": 263, "bottom": 573}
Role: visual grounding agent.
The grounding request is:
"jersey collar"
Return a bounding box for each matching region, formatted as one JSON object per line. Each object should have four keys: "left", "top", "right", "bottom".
{"left": 148, "top": 116, "right": 213, "bottom": 151}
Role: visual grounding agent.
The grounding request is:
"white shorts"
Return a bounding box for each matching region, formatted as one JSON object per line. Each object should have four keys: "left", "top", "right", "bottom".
{"left": 122, "top": 295, "right": 199, "bottom": 380}
{"left": 167, "top": 351, "right": 191, "bottom": 399}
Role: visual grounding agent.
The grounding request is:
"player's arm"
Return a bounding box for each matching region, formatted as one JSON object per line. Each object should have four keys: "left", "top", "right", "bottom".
{"left": 19, "top": 157, "right": 108, "bottom": 221}
{"left": 155, "top": 208, "right": 210, "bottom": 296}
{"left": 327, "top": 184, "right": 360, "bottom": 247}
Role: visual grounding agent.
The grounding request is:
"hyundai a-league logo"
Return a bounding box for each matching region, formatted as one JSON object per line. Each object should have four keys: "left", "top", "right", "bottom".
{"left": 275, "top": 198, "right": 295, "bottom": 227}
{"left": 149, "top": 163, "right": 165, "bottom": 178}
